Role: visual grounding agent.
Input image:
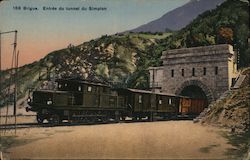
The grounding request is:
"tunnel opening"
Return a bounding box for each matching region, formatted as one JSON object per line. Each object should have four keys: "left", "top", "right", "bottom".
{"left": 180, "top": 85, "right": 207, "bottom": 100}
{"left": 180, "top": 85, "right": 209, "bottom": 115}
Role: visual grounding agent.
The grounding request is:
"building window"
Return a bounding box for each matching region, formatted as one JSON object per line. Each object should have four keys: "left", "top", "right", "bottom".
{"left": 215, "top": 66, "right": 218, "bottom": 75}
{"left": 203, "top": 67, "right": 206, "bottom": 75}
{"left": 171, "top": 69, "right": 174, "bottom": 77}
{"left": 181, "top": 69, "right": 184, "bottom": 77}
{"left": 192, "top": 68, "right": 195, "bottom": 76}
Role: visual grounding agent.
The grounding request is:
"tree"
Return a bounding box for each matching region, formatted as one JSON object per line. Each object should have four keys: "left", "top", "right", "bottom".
{"left": 217, "top": 27, "right": 233, "bottom": 44}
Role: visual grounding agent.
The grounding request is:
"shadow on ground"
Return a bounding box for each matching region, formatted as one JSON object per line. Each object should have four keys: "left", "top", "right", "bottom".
{"left": 199, "top": 144, "right": 220, "bottom": 153}
{"left": 224, "top": 130, "right": 250, "bottom": 160}
{"left": 0, "top": 136, "right": 45, "bottom": 152}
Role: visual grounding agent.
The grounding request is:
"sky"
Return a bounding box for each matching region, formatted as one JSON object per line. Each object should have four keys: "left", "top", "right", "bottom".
{"left": 0, "top": 0, "right": 189, "bottom": 69}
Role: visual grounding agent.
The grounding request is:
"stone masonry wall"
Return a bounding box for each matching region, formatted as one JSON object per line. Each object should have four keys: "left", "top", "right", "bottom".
{"left": 149, "top": 44, "right": 238, "bottom": 103}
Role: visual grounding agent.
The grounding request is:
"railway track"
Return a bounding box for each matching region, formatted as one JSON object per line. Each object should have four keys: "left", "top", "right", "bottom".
{"left": 0, "top": 116, "right": 195, "bottom": 130}
{"left": 0, "top": 120, "right": 128, "bottom": 130}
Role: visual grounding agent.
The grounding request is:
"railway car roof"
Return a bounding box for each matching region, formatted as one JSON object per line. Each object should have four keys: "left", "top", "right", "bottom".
{"left": 124, "top": 88, "right": 187, "bottom": 98}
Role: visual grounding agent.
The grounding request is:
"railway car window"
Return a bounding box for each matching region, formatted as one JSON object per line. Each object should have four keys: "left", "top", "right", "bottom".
{"left": 168, "top": 98, "right": 172, "bottom": 105}
{"left": 139, "top": 95, "right": 142, "bottom": 104}
{"left": 87, "top": 86, "right": 92, "bottom": 92}
{"left": 78, "top": 86, "right": 82, "bottom": 91}
{"left": 171, "top": 69, "right": 174, "bottom": 77}
{"left": 159, "top": 100, "right": 162, "bottom": 104}
{"left": 192, "top": 68, "right": 195, "bottom": 76}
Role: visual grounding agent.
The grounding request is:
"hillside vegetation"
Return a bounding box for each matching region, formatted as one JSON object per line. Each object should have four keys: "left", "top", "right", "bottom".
{"left": 0, "top": 0, "right": 249, "bottom": 107}
{"left": 161, "top": 0, "right": 249, "bottom": 67}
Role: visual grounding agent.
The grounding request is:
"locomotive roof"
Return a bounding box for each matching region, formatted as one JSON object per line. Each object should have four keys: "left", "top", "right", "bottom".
{"left": 56, "top": 78, "right": 111, "bottom": 87}
{"left": 124, "top": 88, "right": 187, "bottom": 98}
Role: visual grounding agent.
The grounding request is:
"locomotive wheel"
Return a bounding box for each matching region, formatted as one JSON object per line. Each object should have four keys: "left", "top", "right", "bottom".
{"left": 121, "top": 116, "right": 126, "bottom": 121}
{"left": 37, "top": 114, "right": 44, "bottom": 124}
{"left": 114, "top": 111, "right": 120, "bottom": 123}
{"left": 101, "top": 116, "right": 109, "bottom": 123}
{"left": 49, "top": 114, "right": 61, "bottom": 125}
{"left": 86, "top": 112, "right": 95, "bottom": 124}
{"left": 86, "top": 117, "right": 95, "bottom": 124}
{"left": 132, "top": 117, "right": 137, "bottom": 121}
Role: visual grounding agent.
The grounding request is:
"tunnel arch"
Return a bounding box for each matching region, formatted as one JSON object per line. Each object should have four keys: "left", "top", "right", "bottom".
{"left": 175, "top": 80, "right": 214, "bottom": 104}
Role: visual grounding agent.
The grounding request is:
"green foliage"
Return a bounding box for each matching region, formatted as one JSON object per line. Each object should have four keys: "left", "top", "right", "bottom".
{"left": 95, "top": 63, "right": 109, "bottom": 78}
{"left": 161, "top": 0, "right": 249, "bottom": 67}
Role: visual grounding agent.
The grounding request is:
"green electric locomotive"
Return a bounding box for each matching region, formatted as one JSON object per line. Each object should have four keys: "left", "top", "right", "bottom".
{"left": 27, "top": 78, "right": 127, "bottom": 124}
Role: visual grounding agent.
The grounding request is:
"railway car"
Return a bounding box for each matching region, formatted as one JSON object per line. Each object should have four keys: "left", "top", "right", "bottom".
{"left": 27, "top": 78, "right": 127, "bottom": 124}
{"left": 116, "top": 88, "right": 180, "bottom": 120}
{"left": 179, "top": 97, "right": 207, "bottom": 115}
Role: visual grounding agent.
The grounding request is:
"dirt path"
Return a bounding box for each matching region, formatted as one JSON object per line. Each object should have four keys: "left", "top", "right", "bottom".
{"left": 4, "top": 121, "right": 234, "bottom": 159}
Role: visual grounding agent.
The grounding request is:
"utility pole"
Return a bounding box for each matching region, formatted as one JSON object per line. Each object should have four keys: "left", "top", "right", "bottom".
{"left": 0, "top": 30, "right": 18, "bottom": 135}
{"left": 13, "top": 30, "right": 17, "bottom": 116}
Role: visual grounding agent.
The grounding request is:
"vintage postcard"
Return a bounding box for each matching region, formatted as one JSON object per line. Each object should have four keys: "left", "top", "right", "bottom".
{"left": 0, "top": 0, "right": 249, "bottom": 159}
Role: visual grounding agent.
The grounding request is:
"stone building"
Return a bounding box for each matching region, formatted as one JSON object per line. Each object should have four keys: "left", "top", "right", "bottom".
{"left": 149, "top": 44, "right": 238, "bottom": 104}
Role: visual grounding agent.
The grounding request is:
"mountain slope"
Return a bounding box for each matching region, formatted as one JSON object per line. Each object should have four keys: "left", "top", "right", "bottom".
{"left": 0, "top": 33, "right": 168, "bottom": 107}
{"left": 130, "top": 0, "right": 226, "bottom": 32}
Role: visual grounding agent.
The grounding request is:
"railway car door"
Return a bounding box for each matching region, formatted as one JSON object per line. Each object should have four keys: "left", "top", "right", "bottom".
{"left": 150, "top": 94, "right": 157, "bottom": 111}
{"left": 137, "top": 94, "right": 143, "bottom": 112}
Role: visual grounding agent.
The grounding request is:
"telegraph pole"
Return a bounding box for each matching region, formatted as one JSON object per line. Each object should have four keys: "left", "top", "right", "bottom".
{"left": 0, "top": 30, "right": 18, "bottom": 135}
{"left": 13, "top": 30, "right": 17, "bottom": 116}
